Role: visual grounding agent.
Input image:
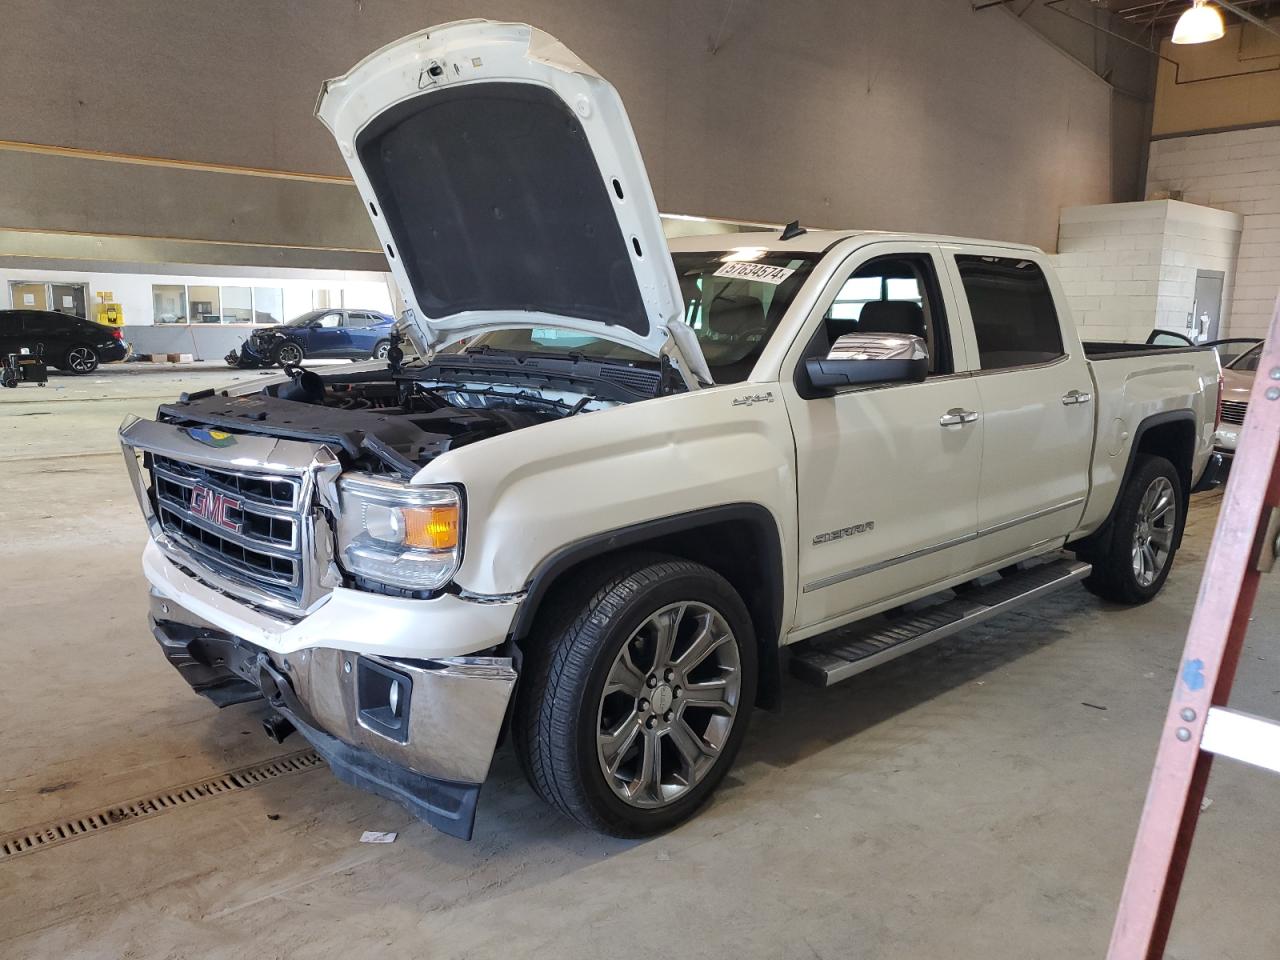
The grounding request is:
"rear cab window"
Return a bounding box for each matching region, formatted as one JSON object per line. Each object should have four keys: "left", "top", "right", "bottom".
{"left": 954, "top": 255, "right": 1064, "bottom": 370}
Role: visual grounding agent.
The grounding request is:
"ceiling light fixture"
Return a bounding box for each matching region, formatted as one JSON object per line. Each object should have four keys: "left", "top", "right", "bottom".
{"left": 1172, "top": 0, "right": 1226, "bottom": 44}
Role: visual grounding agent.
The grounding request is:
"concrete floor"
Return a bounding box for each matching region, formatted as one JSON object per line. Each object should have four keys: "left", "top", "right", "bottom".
{"left": 2, "top": 363, "right": 1277, "bottom": 959}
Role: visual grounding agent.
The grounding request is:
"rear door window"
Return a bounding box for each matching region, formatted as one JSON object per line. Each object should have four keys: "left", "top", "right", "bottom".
{"left": 955, "top": 256, "right": 1064, "bottom": 370}
{"left": 21, "top": 312, "right": 70, "bottom": 335}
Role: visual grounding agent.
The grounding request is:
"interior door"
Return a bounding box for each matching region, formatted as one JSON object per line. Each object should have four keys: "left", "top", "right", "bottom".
{"left": 1192, "top": 271, "right": 1224, "bottom": 343}
{"left": 10, "top": 283, "right": 48, "bottom": 311}
{"left": 785, "top": 245, "right": 983, "bottom": 634}
{"left": 944, "top": 251, "right": 1093, "bottom": 566}
{"left": 49, "top": 283, "right": 88, "bottom": 319}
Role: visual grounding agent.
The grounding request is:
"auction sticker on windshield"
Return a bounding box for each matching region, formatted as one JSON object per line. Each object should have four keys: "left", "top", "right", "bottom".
{"left": 713, "top": 262, "right": 796, "bottom": 285}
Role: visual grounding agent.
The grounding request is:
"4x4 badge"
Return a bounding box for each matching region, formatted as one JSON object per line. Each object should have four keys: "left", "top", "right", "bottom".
{"left": 732, "top": 392, "right": 775, "bottom": 407}
{"left": 185, "top": 426, "right": 237, "bottom": 448}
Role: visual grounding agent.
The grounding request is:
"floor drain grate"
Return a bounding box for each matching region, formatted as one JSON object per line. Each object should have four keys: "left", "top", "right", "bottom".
{"left": 0, "top": 748, "right": 322, "bottom": 861}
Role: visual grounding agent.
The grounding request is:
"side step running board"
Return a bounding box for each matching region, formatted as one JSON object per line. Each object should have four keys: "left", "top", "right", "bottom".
{"left": 789, "top": 558, "right": 1091, "bottom": 687}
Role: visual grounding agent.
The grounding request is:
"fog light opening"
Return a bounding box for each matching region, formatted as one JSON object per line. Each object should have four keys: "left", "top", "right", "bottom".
{"left": 355, "top": 657, "right": 411, "bottom": 743}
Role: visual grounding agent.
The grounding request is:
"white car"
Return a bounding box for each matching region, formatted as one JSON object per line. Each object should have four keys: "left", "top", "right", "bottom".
{"left": 1213, "top": 341, "right": 1261, "bottom": 464}
{"left": 120, "top": 20, "right": 1223, "bottom": 839}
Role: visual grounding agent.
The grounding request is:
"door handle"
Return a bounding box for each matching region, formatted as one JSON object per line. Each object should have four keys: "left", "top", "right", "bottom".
{"left": 1062, "top": 390, "right": 1093, "bottom": 406}
{"left": 940, "top": 408, "right": 979, "bottom": 427}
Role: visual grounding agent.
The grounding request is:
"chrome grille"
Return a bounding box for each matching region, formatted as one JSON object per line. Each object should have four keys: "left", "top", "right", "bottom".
{"left": 119, "top": 417, "right": 342, "bottom": 617}
{"left": 1220, "top": 400, "right": 1248, "bottom": 426}
{"left": 150, "top": 455, "right": 305, "bottom": 604}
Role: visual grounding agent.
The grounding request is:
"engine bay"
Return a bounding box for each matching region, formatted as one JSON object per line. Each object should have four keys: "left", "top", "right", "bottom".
{"left": 155, "top": 353, "right": 655, "bottom": 475}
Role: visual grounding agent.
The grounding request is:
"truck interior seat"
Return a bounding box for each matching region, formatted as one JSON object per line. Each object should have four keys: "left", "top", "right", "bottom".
{"left": 856, "top": 300, "right": 926, "bottom": 338}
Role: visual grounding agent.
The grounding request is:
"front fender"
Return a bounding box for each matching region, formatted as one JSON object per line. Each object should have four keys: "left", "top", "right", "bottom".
{"left": 416, "top": 384, "right": 799, "bottom": 626}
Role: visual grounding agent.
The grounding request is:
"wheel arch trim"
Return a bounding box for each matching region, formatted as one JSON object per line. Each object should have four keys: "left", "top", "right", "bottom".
{"left": 507, "top": 503, "right": 786, "bottom": 707}
{"left": 1076, "top": 409, "right": 1197, "bottom": 553}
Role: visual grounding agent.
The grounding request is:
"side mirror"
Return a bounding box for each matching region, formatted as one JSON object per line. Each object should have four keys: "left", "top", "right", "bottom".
{"left": 804, "top": 333, "right": 929, "bottom": 394}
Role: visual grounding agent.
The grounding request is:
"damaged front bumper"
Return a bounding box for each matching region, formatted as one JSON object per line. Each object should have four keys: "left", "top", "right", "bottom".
{"left": 151, "top": 591, "right": 517, "bottom": 840}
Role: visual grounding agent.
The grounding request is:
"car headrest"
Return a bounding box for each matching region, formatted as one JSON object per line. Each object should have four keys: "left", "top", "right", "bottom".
{"left": 859, "top": 300, "right": 925, "bottom": 338}
{"left": 707, "top": 294, "right": 766, "bottom": 337}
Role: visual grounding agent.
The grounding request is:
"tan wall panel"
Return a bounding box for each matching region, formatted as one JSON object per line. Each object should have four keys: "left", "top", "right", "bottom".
{"left": 1153, "top": 20, "right": 1280, "bottom": 137}
{"left": 1, "top": 0, "right": 1118, "bottom": 252}
{"left": 0, "top": 150, "right": 377, "bottom": 251}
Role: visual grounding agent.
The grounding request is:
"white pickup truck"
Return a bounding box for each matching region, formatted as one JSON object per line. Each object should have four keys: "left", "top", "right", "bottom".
{"left": 120, "top": 20, "right": 1224, "bottom": 840}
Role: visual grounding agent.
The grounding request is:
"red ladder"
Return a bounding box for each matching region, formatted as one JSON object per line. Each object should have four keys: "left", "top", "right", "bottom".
{"left": 1107, "top": 295, "right": 1280, "bottom": 958}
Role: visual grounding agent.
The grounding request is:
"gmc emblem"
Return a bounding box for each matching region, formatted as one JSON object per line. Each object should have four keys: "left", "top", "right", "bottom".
{"left": 190, "top": 485, "right": 242, "bottom": 534}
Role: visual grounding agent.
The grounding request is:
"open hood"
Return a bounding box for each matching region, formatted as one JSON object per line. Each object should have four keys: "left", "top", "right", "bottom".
{"left": 316, "top": 20, "right": 709, "bottom": 383}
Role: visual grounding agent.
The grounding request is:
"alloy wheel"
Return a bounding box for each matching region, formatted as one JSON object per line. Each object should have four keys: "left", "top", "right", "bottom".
{"left": 596, "top": 601, "right": 741, "bottom": 808}
{"left": 277, "top": 344, "right": 303, "bottom": 366}
{"left": 67, "top": 347, "right": 96, "bottom": 373}
{"left": 374, "top": 342, "right": 391, "bottom": 360}
{"left": 1132, "top": 475, "right": 1176, "bottom": 588}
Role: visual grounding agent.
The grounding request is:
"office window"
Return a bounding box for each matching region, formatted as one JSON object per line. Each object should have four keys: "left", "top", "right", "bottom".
{"left": 222, "top": 286, "right": 253, "bottom": 323}
{"left": 253, "top": 288, "right": 283, "bottom": 324}
{"left": 188, "top": 285, "right": 221, "bottom": 323}
{"left": 153, "top": 285, "right": 188, "bottom": 324}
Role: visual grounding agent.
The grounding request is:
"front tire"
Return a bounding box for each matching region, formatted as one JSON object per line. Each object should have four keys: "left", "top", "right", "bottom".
{"left": 64, "top": 345, "right": 99, "bottom": 374}
{"left": 1082, "top": 454, "right": 1183, "bottom": 604}
{"left": 273, "top": 342, "right": 304, "bottom": 367}
{"left": 515, "top": 556, "right": 757, "bottom": 837}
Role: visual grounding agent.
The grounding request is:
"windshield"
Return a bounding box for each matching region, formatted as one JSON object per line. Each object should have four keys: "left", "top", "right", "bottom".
{"left": 1229, "top": 343, "right": 1263, "bottom": 372}
{"left": 283, "top": 310, "right": 326, "bottom": 327}
{"left": 462, "top": 251, "right": 821, "bottom": 383}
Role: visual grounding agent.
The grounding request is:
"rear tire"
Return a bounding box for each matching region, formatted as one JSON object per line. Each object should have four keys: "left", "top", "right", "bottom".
{"left": 514, "top": 555, "right": 757, "bottom": 837}
{"left": 64, "top": 344, "right": 99, "bottom": 374}
{"left": 1082, "top": 454, "right": 1183, "bottom": 604}
{"left": 372, "top": 340, "right": 391, "bottom": 361}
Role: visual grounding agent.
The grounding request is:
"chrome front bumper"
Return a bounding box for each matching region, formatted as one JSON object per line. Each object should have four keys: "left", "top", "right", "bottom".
{"left": 151, "top": 591, "right": 517, "bottom": 839}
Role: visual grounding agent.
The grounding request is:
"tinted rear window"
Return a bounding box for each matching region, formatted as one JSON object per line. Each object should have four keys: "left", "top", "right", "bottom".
{"left": 22, "top": 312, "right": 73, "bottom": 334}
{"left": 955, "top": 256, "right": 1064, "bottom": 370}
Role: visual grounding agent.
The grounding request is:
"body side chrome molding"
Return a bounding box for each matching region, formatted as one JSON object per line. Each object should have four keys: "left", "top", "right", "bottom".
{"left": 803, "top": 497, "right": 1085, "bottom": 594}
{"left": 804, "top": 532, "right": 975, "bottom": 593}
{"left": 976, "top": 497, "right": 1086, "bottom": 538}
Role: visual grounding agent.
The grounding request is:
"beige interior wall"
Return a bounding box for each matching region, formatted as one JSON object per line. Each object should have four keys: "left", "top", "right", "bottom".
{"left": 1152, "top": 18, "right": 1280, "bottom": 137}
{"left": 0, "top": 0, "right": 1123, "bottom": 256}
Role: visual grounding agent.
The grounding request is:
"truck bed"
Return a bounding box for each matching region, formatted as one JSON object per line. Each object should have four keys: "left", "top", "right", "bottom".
{"left": 1074, "top": 344, "right": 1219, "bottom": 537}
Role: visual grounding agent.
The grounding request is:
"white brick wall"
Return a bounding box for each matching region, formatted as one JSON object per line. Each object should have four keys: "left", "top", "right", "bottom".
{"left": 1149, "top": 127, "right": 1280, "bottom": 339}
{"left": 1051, "top": 200, "right": 1243, "bottom": 343}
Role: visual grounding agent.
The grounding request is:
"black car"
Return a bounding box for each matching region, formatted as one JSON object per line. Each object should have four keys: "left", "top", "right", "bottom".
{"left": 227, "top": 309, "right": 396, "bottom": 368}
{"left": 0, "top": 309, "right": 128, "bottom": 374}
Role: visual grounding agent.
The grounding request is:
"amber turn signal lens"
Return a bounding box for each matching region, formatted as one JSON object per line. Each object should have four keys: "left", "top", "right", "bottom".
{"left": 401, "top": 504, "right": 459, "bottom": 550}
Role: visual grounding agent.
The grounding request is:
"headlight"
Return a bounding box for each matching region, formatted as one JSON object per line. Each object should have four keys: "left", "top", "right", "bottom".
{"left": 336, "top": 473, "right": 462, "bottom": 591}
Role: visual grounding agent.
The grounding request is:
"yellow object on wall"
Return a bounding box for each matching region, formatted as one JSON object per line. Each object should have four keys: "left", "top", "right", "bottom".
{"left": 94, "top": 292, "right": 123, "bottom": 327}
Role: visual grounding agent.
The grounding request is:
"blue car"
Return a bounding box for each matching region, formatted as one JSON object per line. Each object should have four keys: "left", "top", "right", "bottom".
{"left": 228, "top": 309, "right": 396, "bottom": 367}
